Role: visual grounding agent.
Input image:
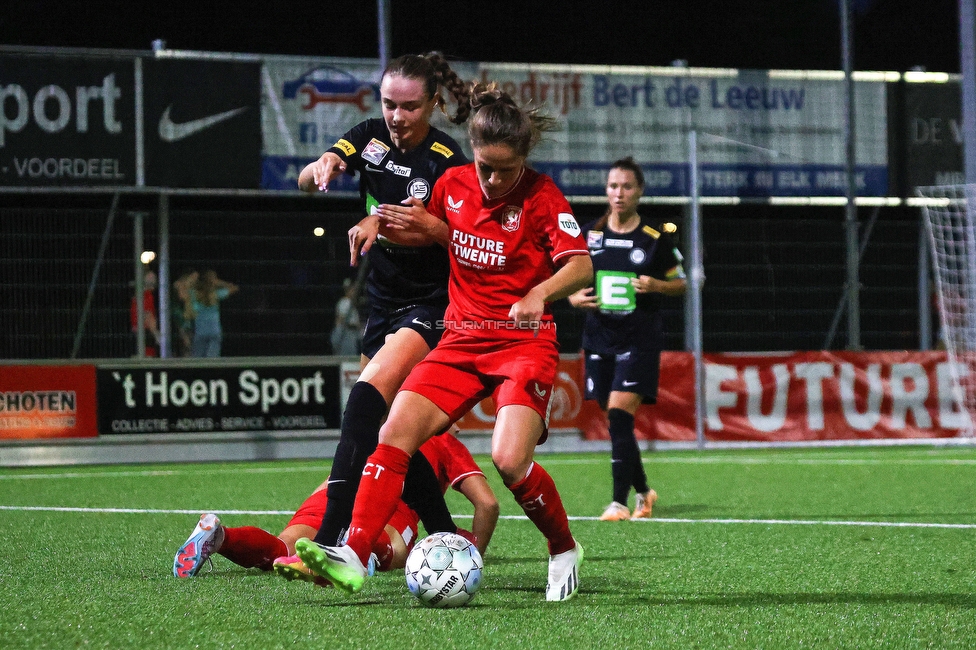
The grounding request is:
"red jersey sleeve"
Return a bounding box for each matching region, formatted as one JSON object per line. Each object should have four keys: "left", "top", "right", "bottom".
{"left": 535, "top": 177, "right": 589, "bottom": 265}
{"left": 419, "top": 433, "right": 485, "bottom": 493}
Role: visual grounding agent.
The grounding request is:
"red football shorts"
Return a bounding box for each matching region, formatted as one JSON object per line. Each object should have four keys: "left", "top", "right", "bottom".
{"left": 400, "top": 329, "right": 558, "bottom": 426}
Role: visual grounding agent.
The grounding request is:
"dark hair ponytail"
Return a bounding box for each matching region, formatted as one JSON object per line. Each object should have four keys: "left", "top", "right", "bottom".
{"left": 463, "top": 82, "right": 558, "bottom": 157}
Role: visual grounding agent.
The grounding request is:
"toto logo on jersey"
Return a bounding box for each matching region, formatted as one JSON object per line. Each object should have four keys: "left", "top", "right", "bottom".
{"left": 557, "top": 212, "right": 581, "bottom": 237}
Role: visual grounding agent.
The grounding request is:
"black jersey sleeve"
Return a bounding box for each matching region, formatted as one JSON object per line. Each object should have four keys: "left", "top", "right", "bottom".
{"left": 650, "top": 225, "right": 686, "bottom": 281}
{"left": 428, "top": 133, "right": 468, "bottom": 169}
{"left": 326, "top": 119, "right": 380, "bottom": 175}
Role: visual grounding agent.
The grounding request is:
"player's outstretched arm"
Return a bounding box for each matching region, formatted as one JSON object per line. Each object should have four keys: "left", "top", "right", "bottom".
{"left": 510, "top": 254, "right": 594, "bottom": 326}
{"left": 298, "top": 152, "right": 347, "bottom": 193}
{"left": 456, "top": 475, "right": 499, "bottom": 558}
{"left": 348, "top": 216, "right": 379, "bottom": 267}
{"left": 375, "top": 197, "right": 449, "bottom": 247}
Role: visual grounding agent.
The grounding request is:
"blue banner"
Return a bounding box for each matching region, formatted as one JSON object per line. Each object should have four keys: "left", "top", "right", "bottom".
{"left": 532, "top": 162, "right": 888, "bottom": 197}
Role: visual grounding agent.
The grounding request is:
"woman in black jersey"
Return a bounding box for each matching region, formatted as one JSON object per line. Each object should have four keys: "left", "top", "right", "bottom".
{"left": 568, "top": 157, "right": 687, "bottom": 521}
{"left": 278, "top": 54, "right": 475, "bottom": 575}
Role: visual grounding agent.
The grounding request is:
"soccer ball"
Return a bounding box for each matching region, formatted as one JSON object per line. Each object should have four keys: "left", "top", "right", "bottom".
{"left": 404, "top": 532, "right": 483, "bottom": 608}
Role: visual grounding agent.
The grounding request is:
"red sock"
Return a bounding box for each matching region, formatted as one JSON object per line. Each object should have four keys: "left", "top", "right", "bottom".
{"left": 372, "top": 529, "right": 396, "bottom": 572}
{"left": 345, "top": 444, "right": 410, "bottom": 565}
{"left": 508, "top": 462, "right": 575, "bottom": 555}
{"left": 219, "top": 526, "right": 288, "bottom": 571}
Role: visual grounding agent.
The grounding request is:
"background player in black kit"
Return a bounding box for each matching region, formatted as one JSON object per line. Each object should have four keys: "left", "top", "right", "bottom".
{"left": 278, "top": 54, "right": 474, "bottom": 576}
{"left": 568, "top": 157, "right": 687, "bottom": 521}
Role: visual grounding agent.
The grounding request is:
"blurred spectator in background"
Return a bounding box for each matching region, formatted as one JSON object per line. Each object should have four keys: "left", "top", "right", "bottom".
{"left": 130, "top": 269, "right": 160, "bottom": 357}
{"left": 330, "top": 278, "right": 363, "bottom": 356}
{"left": 172, "top": 269, "right": 197, "bottom": 357}
{"left": 176, "top": 269, "right": 238, "bottom": 358}
{"left": 568, "top": 157, "right": 686, "bottom": 522}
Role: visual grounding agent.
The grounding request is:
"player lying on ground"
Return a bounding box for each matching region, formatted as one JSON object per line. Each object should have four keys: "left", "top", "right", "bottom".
{"left": 173, "top": 432, "right": 498, "bottom": 585}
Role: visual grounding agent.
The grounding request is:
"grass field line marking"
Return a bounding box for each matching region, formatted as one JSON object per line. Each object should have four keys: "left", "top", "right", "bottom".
{"left": 5, "top": 457, "right": 976, "bottom": 481}
{"left": 1, "top": 505, "right": 974, "bottom": 530}
{"left": 0, "top": 466, "right": 332, "bottom": 480}
{"left": 0, "top": 505, "right": 298, "bottom": 515}
{"left": 612, "top": 516, "right": 976, "bottom": 529}
{"left": 547, "top": 457, "right": 976, "bottom": 466}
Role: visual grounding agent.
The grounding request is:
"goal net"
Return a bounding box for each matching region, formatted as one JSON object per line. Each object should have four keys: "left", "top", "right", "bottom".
{"left": 919, "top": 183, "right": 976, "bottom": 436}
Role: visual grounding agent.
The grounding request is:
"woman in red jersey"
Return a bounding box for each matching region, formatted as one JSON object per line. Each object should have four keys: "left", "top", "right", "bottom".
{"left": 295, "top": 82, "right": 593, "bottom": 603}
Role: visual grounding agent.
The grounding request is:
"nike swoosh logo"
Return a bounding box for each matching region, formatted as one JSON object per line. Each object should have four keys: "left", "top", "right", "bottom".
{"left": 411, "top": 318, "right": 432, "bottom": 330}
{"left": 364, "top": 166, "right": 384, "bottom": 174}
{"left": 158, "top": 105, "right": 248, "bottom": 142}
{"left": 622, "top": 380, "right": 638, "bottom": 387}
{"left": 591, "top": 249, "right": 606, "bottom": 255}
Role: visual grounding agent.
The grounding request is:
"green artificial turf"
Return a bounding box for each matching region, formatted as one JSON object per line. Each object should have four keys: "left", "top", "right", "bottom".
{"left": 2, "top": 445, "right": 975, "bottom": 648}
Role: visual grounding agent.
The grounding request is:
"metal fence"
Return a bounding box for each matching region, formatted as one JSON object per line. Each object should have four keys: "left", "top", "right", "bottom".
{"left": 1, "top": 191, "right": 924, "bottom": 361}
{"left": 1, "top": 192, "right": 362, "bottom": 359}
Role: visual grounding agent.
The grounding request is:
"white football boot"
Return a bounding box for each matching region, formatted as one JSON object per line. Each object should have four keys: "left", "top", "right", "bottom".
{"left": 545, "top": 540, "right": 583, "bottom": 602}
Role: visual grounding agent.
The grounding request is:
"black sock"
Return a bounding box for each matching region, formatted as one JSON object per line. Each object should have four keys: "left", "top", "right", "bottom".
{"left": 401, "top": 450, "right": 456, "bottom": 535}
{"left": 313, "top": 382, "right": 387, "bottom": 546}
{"left": 608, "top": 408, "right": 642, "bottom": 505}
{"left": 625, "top": 410, "right": 650, "bottom": 494}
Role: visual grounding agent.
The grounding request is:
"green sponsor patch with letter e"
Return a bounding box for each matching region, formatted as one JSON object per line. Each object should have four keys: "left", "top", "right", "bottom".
{"left": 596, "top": 270, "right": 636, "bottom": 312}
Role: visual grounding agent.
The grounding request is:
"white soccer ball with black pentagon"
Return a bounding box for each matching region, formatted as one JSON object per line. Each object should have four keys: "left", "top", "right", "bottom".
{"left": 405, "top": 532, "right": 483, "bottom": 608}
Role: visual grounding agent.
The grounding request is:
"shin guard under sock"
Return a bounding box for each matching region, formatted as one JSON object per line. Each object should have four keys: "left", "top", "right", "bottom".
{"left": 508, "top": 462, "right": 575, "bottom": 556}
{"left": 315, "top": 381, "right": 387, "bottom": 545}
{"left": 607, "top": 408, "right": 642, "bottom": 503}
{"left": 345, "top": 444, "right": 410, "bottom": 565}
{"left": 219, "top": 526, "right": 288, "bottom": 571}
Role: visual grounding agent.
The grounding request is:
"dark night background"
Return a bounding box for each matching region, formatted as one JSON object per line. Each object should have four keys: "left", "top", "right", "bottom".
{"left": 1, "top": 0, "right": 968, "bottom": 357}
{"left": 2, "top": 0, "right": 964, "bottom": 73}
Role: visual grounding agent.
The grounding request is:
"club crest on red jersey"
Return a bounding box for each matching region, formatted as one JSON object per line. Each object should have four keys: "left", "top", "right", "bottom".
{"left": 501, "top": 206, "right": 522, "bottom": 232}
